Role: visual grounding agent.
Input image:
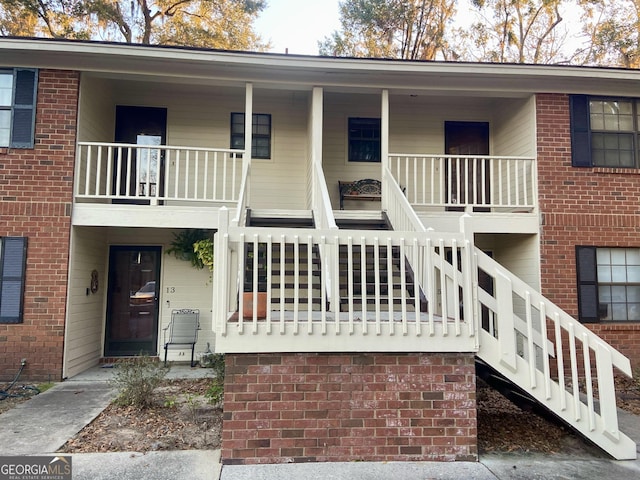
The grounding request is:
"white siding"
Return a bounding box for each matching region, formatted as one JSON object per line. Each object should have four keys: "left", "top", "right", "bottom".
{"left": 77, "top": 75, "right": 115, "bottom": 142}
{"left": 250, "top": 90, "right": 310, "bottom": 209}
{"left": 323, "top": 93, "right": 503, "bottom": 210}
{"left": 475, "top": 233, "right": 541, "bottom": 289}
{"left": 323, "top": 92, "right": 383, "bottom": 210}
{"left": 64, "top": 226, "right": 109, "bottom": 378}
{"left": 64, "top": 226, "right": 216, "bottom": 377}
{"left": 491, "top": 96, "right": 536, "bottom": 157}
{"left": 77, "top": 80, "right": 311, "bottom": 210}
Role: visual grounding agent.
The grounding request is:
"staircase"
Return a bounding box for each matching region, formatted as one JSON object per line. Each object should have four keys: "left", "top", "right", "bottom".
{"left": 472, "top": 247, "right": 637, "bottom": 460}
{"left": 246, "top": 210, "right": 322, "bottom": 313}
{"left": 336, "top": 213, "right": 420, "bottom": 313}
{"left": 229, "top": 206, "right": 637, "bottom": 460}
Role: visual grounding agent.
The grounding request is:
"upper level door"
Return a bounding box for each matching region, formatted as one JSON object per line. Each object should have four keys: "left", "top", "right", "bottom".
{"left": 114, "top": 106, "right": 167, "bottom": 201}
{"left": 444, "top": 121, "right": 490, "bottom": 210}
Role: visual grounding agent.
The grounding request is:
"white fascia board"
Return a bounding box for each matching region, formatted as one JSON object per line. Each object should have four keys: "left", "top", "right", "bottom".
{"left": 1, "top": 38, "right": 640, "bottom": 96}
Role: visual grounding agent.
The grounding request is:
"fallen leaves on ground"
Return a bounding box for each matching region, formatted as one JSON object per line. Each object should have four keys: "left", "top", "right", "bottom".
{"left": 58, "top": 378, "right": 222, "bottom": 453}
{"left": 477, "top": 381, "right": 573, "bottom": 454}
{"left": 4, "top": 370, "right": 640, "bottom": 456}
{"left": 478, "top": 373, "right": 640, "bottom": 455}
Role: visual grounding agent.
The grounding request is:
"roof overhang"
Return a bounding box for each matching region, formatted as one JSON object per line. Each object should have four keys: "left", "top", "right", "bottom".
{"left": 1, "top": 37, "right": 640, "bottom": 96}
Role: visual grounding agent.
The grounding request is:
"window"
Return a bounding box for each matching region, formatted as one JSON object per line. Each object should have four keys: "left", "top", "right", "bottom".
{"left": 0, "top": 68, "right": 38, "bottom": 149}
{"left": 576, "top": 246, "right": 640, "bottom": 322}
{"left": 230, "top": 112, "right": 271, "bottom": 159}
{"left": 0, "top": 237, "right": 27, "bottom": 324}
{"left": 570, "top": 95, "right": 640, "bottom": 168}
{"left": 348, "top": 117, "right": 381, "bottom": 162}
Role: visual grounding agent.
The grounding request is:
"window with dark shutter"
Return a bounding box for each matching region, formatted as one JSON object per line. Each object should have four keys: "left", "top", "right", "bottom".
{"left": 11, "top": 69, "right": 38, "bottom": 149}
{"left": 0, "top": 237, "right": 28, "bottom": 324}
{"left": 576, "top": 246, "right": 599, "bottom": 322}
{"left": 569, "top": 95, "right": 592, "bottom": 167}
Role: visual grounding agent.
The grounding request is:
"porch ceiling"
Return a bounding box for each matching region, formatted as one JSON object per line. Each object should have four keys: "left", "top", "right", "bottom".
{"left": 2, "top": 38, "right": 640, "bottom": 97}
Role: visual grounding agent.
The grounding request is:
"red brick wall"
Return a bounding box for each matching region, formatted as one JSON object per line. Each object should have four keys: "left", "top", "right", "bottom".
{"left": 222, "top": 353, "right": 477, "bottom": 465}
{"left": 0, "top": 69, "right": 79, "bottom": 381}
{"left": 537, "top": 93, "right": 640, "bottom": 368}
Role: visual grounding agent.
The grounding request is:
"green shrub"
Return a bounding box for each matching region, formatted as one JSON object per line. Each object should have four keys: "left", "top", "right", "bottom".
{"left": 204, "top": 353, "right": 225, "bottom": 405}
{"left": 110, "top": 355, "right": 168, "bottom": 408}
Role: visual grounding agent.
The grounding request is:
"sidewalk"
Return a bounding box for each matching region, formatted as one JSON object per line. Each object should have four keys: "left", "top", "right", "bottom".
{"left": 0, "top": 364, "right": 221, "bottom": 480}
{"left": 1, "top": 364, "right": 640, "bottom": 479}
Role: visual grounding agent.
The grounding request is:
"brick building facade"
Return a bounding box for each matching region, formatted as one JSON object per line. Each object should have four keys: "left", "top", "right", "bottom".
{"left": 537, "top": 94, "right": 640, "bottom": 367}
{"left": 0, "top": 70, "right": 78, "bottom": 381}
{"left": 222, "top": 353, "right": 477, "bottom": 464}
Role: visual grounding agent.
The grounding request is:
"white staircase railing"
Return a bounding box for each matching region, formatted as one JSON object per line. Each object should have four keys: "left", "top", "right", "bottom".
{"left": 231, "top": 156, "right": 251, "bottom": 227}
{"left": 214, "top": 208, "right": 477, "bottom": 353}
{"left": 474, "top": 248, "right": 636, "bottom": 460}
{"left": 311, "top": 161, "right": 339, "bottom": 313}
{"left": 213, "top": 159, "right": 635, "bottom": 460}
{"left": 382, "top": 166, "right": 426, "bottom": 233}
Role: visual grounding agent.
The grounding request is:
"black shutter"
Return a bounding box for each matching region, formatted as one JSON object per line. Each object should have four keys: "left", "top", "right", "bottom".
{"left": 576, "top": 246, "right": 599, "bottom": 322}
{"left": 0, "top": 237, "right": 27, "bottom": 324}
{"left": 10, "top": 69, "right": 38, "bottom": 149}
{"left": 569, "top": 95, "right": 592, "bottom": 167}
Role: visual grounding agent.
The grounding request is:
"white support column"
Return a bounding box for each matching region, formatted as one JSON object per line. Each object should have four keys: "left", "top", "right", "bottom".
{"left": 381, "top": 89, "right": 389, "bottom": 210}
{"left": 244, "top": 83, "right": 253, "bottom": 206}
{"left": 312, "top": 87, "right": 324, "bottom": 206}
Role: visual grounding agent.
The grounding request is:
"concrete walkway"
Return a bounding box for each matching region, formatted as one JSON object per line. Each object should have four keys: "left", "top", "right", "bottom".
{"left": 1, "top": 364, "right": 640, "bottom": 479}
{"left": 0, "top": 364, "right": 221, "bottom": 480}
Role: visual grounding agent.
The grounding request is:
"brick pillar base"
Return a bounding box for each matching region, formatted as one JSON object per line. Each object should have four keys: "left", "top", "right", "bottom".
{"left": 222, "top": 352, "right": 477, "bottom": 464}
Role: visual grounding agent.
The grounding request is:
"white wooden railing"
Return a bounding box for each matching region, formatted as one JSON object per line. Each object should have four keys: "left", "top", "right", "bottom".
{"left": 75, "top": 142, "right": 245, "bottom": 204}
{"left": 312, "top": 161, "right": 338, "bottom": 231}
{"left": 211, "top": 159, "right": 635, "bottom": 459}
{"left": 389, "top": 154, "right": 536, "bottom": 212}
{"left": 311, "top": 161, "right": 338, "bottom": 309}
{"left": 231, "top": 158, "right": 251, "bottom": 227}
{"left": 383, "top": 166, "right": 426, "bottom": 233}
{"left": 213, "top": 206, "right": 476, "bottom": 353}
{"left": 474, "top": 248, "right": 636, "bottom": 460}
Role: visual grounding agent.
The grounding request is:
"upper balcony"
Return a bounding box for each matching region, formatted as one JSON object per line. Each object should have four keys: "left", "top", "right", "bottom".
{"left": 74, "top": 140, "right": 245, "bottom": 211}
{"left": 72, "top": 74, "right": 539, "bottom": 233}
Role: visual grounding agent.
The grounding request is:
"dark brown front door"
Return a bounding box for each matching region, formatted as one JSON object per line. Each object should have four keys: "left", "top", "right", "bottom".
{"left": 105, "top": 246, "right": 161, "bottom": 356}
{"left": 114, "top": 106, "right": 167, "bottom": 200}
{"left": 444, "top": 121, "right": 490, "bottom": 210}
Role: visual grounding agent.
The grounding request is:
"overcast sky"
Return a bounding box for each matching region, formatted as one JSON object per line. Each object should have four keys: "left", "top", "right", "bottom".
{"left": 254, "top": 0, "right": 341, "bottom": 55}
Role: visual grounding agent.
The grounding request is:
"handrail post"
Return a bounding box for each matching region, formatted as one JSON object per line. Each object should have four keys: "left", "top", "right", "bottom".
{"left": 214, "top": 207, "right": 230, "bottom": 340}
{"left": 459, "top": 214, "right": 478, "bottom": 344}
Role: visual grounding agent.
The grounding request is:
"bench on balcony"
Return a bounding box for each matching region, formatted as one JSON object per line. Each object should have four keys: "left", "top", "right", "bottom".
{"left": 339, "top": 179, "right": 381, "bottom": 210}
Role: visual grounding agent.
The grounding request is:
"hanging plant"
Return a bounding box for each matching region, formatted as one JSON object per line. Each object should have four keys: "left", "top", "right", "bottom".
{"left": 193, "top": 238, "right": 214, "bottom": 272}
{"left": 166, "top": 229, "right": 211, "bottom": 269}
